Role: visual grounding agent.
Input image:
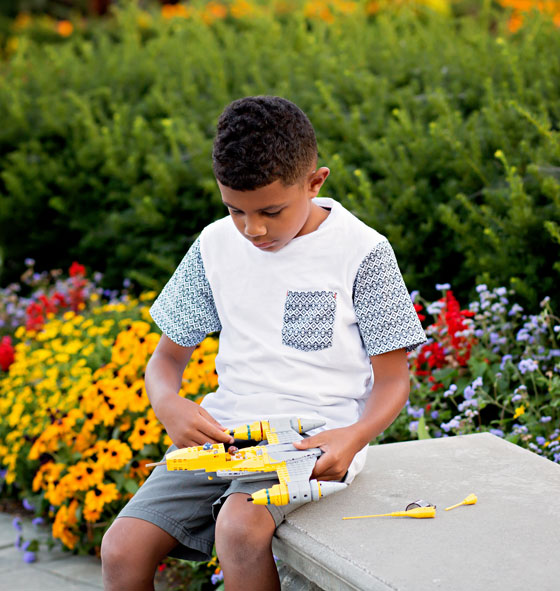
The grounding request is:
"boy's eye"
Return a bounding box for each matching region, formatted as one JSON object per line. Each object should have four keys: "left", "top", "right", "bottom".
{"left": 263, "top": 211, "right": 281, "bottom": 217}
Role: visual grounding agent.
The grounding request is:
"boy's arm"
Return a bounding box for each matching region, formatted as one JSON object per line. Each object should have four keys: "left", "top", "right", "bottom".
{"left": 292, "top": 348, "right": 410, "bottom": 481}
{"left": 146, "top": 334, "right": 234, "bottom": 449}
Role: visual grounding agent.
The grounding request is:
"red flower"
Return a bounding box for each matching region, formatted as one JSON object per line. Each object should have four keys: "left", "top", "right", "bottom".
{"left": 69, "top": 262, "right": 86, "bottom": 277}
{"left": 52, "top": 292, "right": 68, "bottom": 309}
{"left": 0, "top": 336, "right": 15, "bottom": 371}
{"left": 414, "top": 303, "right": 426, "bottom": 322}
{"left": 26, "top": 302, "right": 45, "bottom": 331}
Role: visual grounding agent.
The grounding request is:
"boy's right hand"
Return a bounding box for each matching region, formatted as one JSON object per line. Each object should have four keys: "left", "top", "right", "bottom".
{"left": 156, "top": 395, "right": 234, "bottom": 449}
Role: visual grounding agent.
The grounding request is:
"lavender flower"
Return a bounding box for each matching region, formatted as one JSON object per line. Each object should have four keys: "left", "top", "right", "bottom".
{"left": 500, "top": 354, "right": 512, "bottom": 369}
{"left": 443, "top": 384, "right": 457, "bottom": 398}
{"left": 32, "top": 517, "right": 44, "bottom": 527}
{"left": 518, "top": 359, "right": 538, "bottom": 375}
{"left": 12, "top": 517, "right": 22, "bottom": 532}
{"left": 489, "top": 428, "right": 504, "bottom": 438}
{"left": 435, "top": 283, "right": 451, "bottom": 291}
{"left": 472, "top": 376, "right": 483, "bottom": 389}
{"left": 23, "top": 551, "right": 36, "bottom": 563}
{"left": 509, "top": 303, "right": 523, "bottom": 316}
{"left": 407, "top": 406, "right": 424, "bottom": 419}
{"left": 211, "top": 571, "right": 224, "bottom": 585}
{"left": 536, "top": 437, "right": 546, "bottom": 446}
{"left": 541, "top": 416, "right": 552, "bottom": 423}
{"left": 463, "top": 386, "right": 475, "bottom": 400}
{"left": 409, "top": 421, "right": 419, "bottom": 432}
{"left": 22, "top": 499, "right": 35, "bottom": 511}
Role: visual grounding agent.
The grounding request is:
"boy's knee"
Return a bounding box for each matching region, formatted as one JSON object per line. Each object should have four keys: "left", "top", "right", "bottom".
{"left": 101, "top": 517, "right": 176, "bottom": 578}
{"left": 215, "top": 494, "right": 276, "bottom": 559}
{"left": 101, "top": 519, "right": 132, "bottom": 570}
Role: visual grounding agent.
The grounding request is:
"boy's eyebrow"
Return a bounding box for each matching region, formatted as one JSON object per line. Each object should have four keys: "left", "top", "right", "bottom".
{"left": 222, "top": 201, "right": 287, "bottom": 213}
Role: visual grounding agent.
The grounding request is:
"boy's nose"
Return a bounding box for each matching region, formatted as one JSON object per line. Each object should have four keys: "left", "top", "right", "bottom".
{"left": 244, "top": 219, "right": 266, "bottom": 238}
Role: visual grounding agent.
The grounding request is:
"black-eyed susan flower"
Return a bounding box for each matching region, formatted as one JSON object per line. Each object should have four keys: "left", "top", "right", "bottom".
{"left": 83, "top": 483, "right": 119, "bottom": 522}
{"left": 129, "top": 417, "right": 163, "bottom": 451}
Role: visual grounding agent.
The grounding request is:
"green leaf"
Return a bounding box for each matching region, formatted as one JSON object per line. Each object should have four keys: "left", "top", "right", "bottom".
{"left": 124, "top": 479, "right": 139, "bottom": 494}
{"left": 417, "top": 414, "right": 431, "bottom": 440}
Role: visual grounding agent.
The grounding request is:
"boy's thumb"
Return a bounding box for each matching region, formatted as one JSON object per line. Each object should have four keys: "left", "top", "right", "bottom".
{"left": 293, "top": 437, "right": 312, "bottom": 449}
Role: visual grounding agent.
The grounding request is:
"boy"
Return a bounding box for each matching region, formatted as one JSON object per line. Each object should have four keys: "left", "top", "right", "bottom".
{"left": 101, "top": 96, "right": 426, "bottom": 591}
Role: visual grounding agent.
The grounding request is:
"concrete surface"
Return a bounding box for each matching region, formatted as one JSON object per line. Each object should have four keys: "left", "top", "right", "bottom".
{"left": 3, "top": 433, "right": 559, "bottom": 590}
{"left": 273, "top": 432, "right": 560, "bottom": 591}
{"left": 0, "top": 512, "right": 103, "bottom": 590}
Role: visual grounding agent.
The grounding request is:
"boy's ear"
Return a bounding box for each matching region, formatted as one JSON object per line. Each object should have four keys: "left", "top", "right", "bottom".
{"left": 308, "top": 167, "right": 330, "bottom": 197}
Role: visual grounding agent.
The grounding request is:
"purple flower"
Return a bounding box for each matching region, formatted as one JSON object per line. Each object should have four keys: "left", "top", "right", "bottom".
{"left": 409, "top": 421, "right": 419, "bottom": 432}
{"left": 489, "top": 428, "right": 504, "bottom": 438}
{"left": 435, "top": 283, "right": 451, "bottom": 291}
{"left": 23, "top": 551, "right": 36, "bottom": 563}
{"left": 476, "top": 284, "right": 488, "bottom": 293}
{"left": 509, "top": 303, "right": 523, "bottom": 316}
{"left": 463, "top": 386, "right": 475, "bottom": 400}
{"left": 536, "top": 437, "right": 546, "bottom": 446}
{"left": 32, "top": 517, "right": 44, "bottom": 527}
{"left": 441, "top": 418, "right": 460, "bottom": 433}
{"left": 472, "top": 376, "right": 483, "bottom": 389}
{"left": 431, "top": 411, "right": 439, "bottom": 420}
{"left": 518, "top": 359, "right": 538, "bottom": 374}
{"left": 407, "top": 406, "right": 424, "bottom": 419}
{"left": 15, "top": 535, "right": 23, "bottom": 549}
{"left": 500, "top": 354, "right": 512, "bottom": 370}
{"left": 458, "top": 399, "right": 478, "bottom": 412}
{"left": 511, "top": 394, "right": 522, "bottom": 403}
{"left": 22, "top": 499, "right": 35, "bottom": 511}
{"left": 443, "top": 384, "right": 457, "bottom": 398}
{"left": 211, "top": 571, "right": 224, "bottom": 585}
{"left": 22, "top": 540, "right": 32, "bottom": 551}
{"left": 12, "top": 517, "right": 22, "bottom": 532}
{"left": 540, "top": 416, "right": 552, "bottom": 424}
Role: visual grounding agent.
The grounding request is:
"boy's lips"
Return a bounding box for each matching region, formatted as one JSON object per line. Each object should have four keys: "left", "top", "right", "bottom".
{"left": 253, "top": 240, "right": 276, "bottom": 249}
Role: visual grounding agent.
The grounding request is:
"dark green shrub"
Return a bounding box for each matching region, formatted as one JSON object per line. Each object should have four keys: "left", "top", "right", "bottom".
{"left": 0, "top": 3, "right": 559, "bottom": 309}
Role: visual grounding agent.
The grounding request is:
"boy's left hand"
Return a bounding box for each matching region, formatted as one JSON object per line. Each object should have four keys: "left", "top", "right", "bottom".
{"left": 292, "top": 426, "right": 362, "bottom": 481}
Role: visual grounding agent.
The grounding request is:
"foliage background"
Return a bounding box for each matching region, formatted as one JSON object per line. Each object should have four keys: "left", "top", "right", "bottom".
{"left": 0, "top": 1, "right": 558, "bottom": 309}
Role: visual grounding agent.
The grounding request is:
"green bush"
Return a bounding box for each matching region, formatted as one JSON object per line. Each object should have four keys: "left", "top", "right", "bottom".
{"left": 0, "top": 3, "right": 559, "bottom": 309}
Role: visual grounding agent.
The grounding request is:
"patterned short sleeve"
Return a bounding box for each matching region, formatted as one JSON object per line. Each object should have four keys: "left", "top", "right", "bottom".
{"left": 150, "top": 238, "right": 221, "bottom": 347}
{"left": 353, "top": 241, "right": 426, "bottom": 356}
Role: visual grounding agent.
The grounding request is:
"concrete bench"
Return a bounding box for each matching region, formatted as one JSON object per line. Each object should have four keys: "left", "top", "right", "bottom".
{"left": 272, "top": 433, "right": 560, "bottom": 591}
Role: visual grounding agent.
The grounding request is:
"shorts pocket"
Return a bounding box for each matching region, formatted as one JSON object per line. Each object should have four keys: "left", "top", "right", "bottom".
{"left": 282, "top": 290, "right": 337, "bottom": 352}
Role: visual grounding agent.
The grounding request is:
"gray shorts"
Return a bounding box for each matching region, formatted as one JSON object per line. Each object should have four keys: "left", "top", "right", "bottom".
{"left": 117, "top": 445, "right": 297, "bottom": 561}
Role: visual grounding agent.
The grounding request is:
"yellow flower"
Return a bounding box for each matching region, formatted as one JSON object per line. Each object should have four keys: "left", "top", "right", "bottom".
{"left": 83, "top": 483, "right": 120, "bottom": 522}
{"left": 52, "top": 500, "right": 79, "bottom": 549}
{"left": 129, "top": 417, "right": 163, "bottom": 451}
{"left": 513, "top": 405, "right": 526, "bottom": 419}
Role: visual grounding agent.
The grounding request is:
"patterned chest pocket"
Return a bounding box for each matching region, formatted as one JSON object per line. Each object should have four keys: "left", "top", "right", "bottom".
{"left": 282, "top": 290, "right": 337, "bottom": 352}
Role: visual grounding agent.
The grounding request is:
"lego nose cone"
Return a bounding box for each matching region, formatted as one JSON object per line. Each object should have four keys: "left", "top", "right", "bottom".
{"left": 318, "top": 481, "right": 348, "bottom": 498}
{"left": 292, "top": 417, "right": 326, "bottom": 434}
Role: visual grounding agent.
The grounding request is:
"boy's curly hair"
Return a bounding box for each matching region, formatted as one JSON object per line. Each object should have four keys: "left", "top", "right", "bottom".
{"left": 212, "top": 96, "right": 318, "bottom": 190}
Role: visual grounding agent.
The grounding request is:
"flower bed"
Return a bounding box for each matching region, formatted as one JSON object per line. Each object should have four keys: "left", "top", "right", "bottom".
{"left": 383, "top": 285, "right": 560, "bottom": 464}
{"left": 0, "top": 264, "right": 558, "bottom": 587}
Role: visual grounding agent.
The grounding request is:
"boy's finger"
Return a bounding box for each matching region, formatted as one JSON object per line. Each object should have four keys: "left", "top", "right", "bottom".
{"left": 199, "top": 418, "right": 234, "bottom": 444}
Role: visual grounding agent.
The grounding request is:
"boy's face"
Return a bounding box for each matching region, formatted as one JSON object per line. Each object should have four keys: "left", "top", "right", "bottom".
{"left": 218, "top": 167, "right": 330, "bottom": 253}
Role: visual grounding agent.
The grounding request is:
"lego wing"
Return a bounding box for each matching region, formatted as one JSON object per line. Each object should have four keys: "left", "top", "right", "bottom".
{"left": 283, "top": 454, "right": 317, "bottom": 484}
{"left": 264, "top": 417, "right": 325, "bottom": 444}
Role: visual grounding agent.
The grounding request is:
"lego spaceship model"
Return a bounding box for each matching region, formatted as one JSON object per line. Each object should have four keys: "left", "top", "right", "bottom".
{"left": 147, "top": 416, "right": 348, "bottom": 507}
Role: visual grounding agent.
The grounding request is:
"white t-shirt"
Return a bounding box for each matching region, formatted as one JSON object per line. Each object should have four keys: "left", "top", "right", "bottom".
{"left": 150, "top": 198, "right": 426, "bottom": 482}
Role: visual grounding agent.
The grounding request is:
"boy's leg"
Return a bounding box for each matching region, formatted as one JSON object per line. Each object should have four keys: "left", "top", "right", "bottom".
{"left": 101, "top": 516, "right": 178, "bottom": 591}
{"left": 215, "top": 492, "right": 280, "bottom": 591}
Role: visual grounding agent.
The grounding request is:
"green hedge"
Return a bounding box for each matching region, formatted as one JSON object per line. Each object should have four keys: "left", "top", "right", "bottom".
{"left": 0, "top": 3, "right": 559, "bottom": 309}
